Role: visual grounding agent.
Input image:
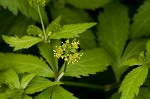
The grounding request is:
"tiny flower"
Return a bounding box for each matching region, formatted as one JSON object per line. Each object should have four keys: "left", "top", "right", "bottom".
{"left": 53, "top": 38, "right": 83, "bottom": 64}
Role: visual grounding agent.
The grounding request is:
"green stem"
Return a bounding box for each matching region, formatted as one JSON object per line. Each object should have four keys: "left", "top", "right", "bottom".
{"left": 63, "top": 81, "right": 106, "bottom": 90}
{"left": 37, "top": 6, "right": 47, "bottom": 42}
{"left": 64, "top": 61, "right": 67, "bottom": 73}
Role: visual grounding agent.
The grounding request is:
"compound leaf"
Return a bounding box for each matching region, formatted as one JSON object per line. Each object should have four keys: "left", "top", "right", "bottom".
{"left": 66, "top": 0, "right": 111, "bottom": 9}
{"left": 0, "top": 53, "right": 54, "bottom": 77}
{"left": 131, "top": 0, "right": 150, "bottom": 38}
{"left": 97, "top": 2, "right": 129, "bottom": 60}
{"left": 119, "top": 66, "right": 149, "bottom": 99}
{"left": 65, "top": 48, "right": 112, "bottom": 78}
{"left": 50, "top": 22, "right": 97, "bottom": 39}
{"left": 2, "top": 35, "right": 42, "bottom": 51}
{"left": 25, "top": 76, "right": 60, "bottom": 94}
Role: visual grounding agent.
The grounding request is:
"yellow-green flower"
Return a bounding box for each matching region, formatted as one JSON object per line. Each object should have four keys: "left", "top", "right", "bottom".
{"left": 53, "top": 39, "right": 83, "bottom": 64}
{"left": 28, "top": 0, "right": 46, "bottom": 7}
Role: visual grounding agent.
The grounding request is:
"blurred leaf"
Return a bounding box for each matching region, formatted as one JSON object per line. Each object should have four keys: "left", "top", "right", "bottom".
{"left": 4, "top": 69, "right": 20, "bottom": 89}
{"left": 0, "top": 0, "right": 48, "bottom": 24}
{"left": 146, "top": 40, "right": 150, "bottom": 54}
{"left": 97, "top": 2, "right": 130, "bottom": 60}
{"left": 131, "top": 0, "right": 150, "bottom": 38}
{"left": 0, "top": 53, "right": 54, "bottom": 77}
{"left": 135, "top": 87, "right": 150, "bottom": 99}
{"left": 49, "top": 6, "right": 93, "bottom": 24}
{"left": 2, "top": 35, "right": 42, "bottom": 51}
{"left": 66, "top": 0, "right": 111, "bottom": 9}
{"left": 65, "top": 48, "right": 112, "bottom": 78}
{"left": 50, "top": 22, "right": 97, "bottom": 39}
{"left": 119, "top": 66, "right": 149, "bottom": 99}
{"left": 0, "top": 11, "right": 34, "bottom": 41}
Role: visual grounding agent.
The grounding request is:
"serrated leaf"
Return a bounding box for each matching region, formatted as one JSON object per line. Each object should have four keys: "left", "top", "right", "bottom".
{"left": 4, "top": 69, "right": 20, "bottom": 89}
{"left": 66, "top": 0, "right": 111, "bottom": 9}
{"left": 52, "top": 86, "right": 78, "bottom": 99}
{"left": 135, "top": 87, "right": 150, "bottom": 99}
{"left": 50, "top": 22, "right": 97, "bottom": 39}
{"left": 131, "top": 0, "right": 150, "bottom": 38}
{"left": 0, "top": 53, "right": 54, "bottom": 77}
{"left": 2, "top": 35, "right": 42, "bottom": 51}
{"left": 0, "top": 0, "right": 48, "bottom": 24}
{"left": 119, "top": 66, "right": 149, "bottom": 99}
{"left": 65, "top": 48, "right": 112, "bottom": 78}
{"left": 97, "top": 2, "right": 129, "bottom": 60}
{"left": 21, "top": 74, "right": 36, "bottom": 89}
{"left": 25, "top": 76, "right": 60, "bottom": 94}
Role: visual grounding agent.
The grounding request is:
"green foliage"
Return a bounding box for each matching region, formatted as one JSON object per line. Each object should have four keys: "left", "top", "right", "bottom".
{"left": 65, "top": 48, "right": 112, "bottom": 77}
{"left": 131, "top": 0, "right": 150, "bottom": 38}
{"left": 97, "top": 2, "right": 130, "bottom": 60}
{"left": 35, "top": 86, "right": 78, "bottom": 99}
{"left": 0, "top": 53, "right": 54, "bottom": 77}
{"left": 1, "top": 0, "right": 150, "bottom": 99}
{"left": 2, "top": 35, "right": 42, "bottom": 51}
{"left": 135, "top": 87, "right": 150, "bottom": 99}
{"left": 119, "top": 66, "right": 149, "bottom": 99}
{"left": 66, "top": 0, "right": 111, "bottom": 9}
{"left": 0, "top": 0, "right": 48, "bottom": 24}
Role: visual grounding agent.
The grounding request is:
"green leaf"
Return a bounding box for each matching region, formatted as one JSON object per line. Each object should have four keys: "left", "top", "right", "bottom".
{"left": 0, "top": 90, "right": 13, "bottom": 99}
{"left": 22, "top": 95, "right": 32, "bottom": 99}
{"left": 119, "top": 66, "right": 149, "bottom": 99}
{"left": 20, "top": 74, "right": 36, "bottom": 89}
{"left": 66, "top": 0, "right": 111, "bottom": 9}
{"left": 49, "top": 6, "right": 93, "bottom": 24}
{"left": 50, "top": 22, "right": 97, "bottom": 39}
{"left": 34, "top": 86, "right": 54, "bottom": 99}
{"left": 135, "top": 87, "right": 150, "bottom": 99}
{"left": 37, "top": 40, "right": 60, "bottom": 73}
{"left": 4, "top": 69, "right": 20, "bottom": 89}
{"left": 0, "top": 11, "right": 35, "bottom": 41}
{"left": 52, "top": 86, "right": 78, "bottom": 99}
{"left": 0, "top": 0, "right": 48, "bottom": 24}
{"left": 0, "top": 53, "right": 54, "bottom": 77}
{"left": 65, "top": 48, "right": 112, "bottom": 78}
{"left": 97, "top": 2, "right": 130, "bottom": 60}
{"left": 146, "top": 40, "right": 150, "bottom": 54}
{"left": 131, "top": 0, "right": 150, "bottom": 38}
{"left": 2, "top": 35, "right": 42, "bottom": 51}
{"left": 25, "top": 76, "right": 60, "bottom": 94}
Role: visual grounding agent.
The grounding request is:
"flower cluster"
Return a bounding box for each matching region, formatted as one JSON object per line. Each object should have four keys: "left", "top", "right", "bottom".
{"left": 53, "top": 39, "right": 83, "bottom": 64}
{"left": 28, "top": 0, "right": 46, "bottom": 7}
